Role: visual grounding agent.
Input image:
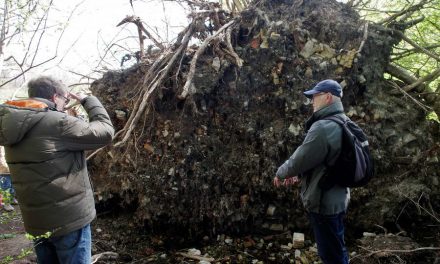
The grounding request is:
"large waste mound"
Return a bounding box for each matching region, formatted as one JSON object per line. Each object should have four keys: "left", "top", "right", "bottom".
{"left": 89, "top": 0, "right": 439, "bottom": 241}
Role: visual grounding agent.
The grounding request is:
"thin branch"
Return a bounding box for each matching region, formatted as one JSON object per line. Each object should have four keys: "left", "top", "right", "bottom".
{"left": 387, "top": 80, "right": 432, "bottom": 112}
{"left": 357, "top": 22, "right": 369, "bottom": 55}
{"left": 116, "top": 16, "right": 165, "bottom": 51}
{"left": 350, "top": 246, "right": 440, "bottom": 262}
{"left": 378, "top": 0, "right": 429, "bottom": 25}
{"left": 225, "top": 26, "right": 243, "bottom": 67}
{"left": 66, "top": 70, "right": 98, "bottom": 81}
{"left": 392, "top": 44, "right": 440, "bottom": 60}
{"left": 176, "top": 252, "right": 215, "bottom": 262}
{"left": 392, "top": 30, "right": 440, "bottom": 62}
{"left": 0, "top": 55, "right": 57, "bottom": 87}
{"left": 20, "top": 1, "right": 53, "bottom": 67}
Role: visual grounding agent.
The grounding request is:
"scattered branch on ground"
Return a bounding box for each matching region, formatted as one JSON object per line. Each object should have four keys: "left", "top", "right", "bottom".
{"left": 176, "top": 252, "right": 215, "bottom": 262}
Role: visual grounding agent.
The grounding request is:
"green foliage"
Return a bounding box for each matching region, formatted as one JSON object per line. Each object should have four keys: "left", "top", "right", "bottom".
{"left": 357, "top": 0, "right": 440, "bottom": 91}
{"left": 0, "top": 256, "right": 14, "bottom": 264}
{"left": 427, "top": 111, "right": 439, "bottom": 122}
{"left": 0, "top": 247, "right": 33, "bottom": 264}
{"left": 0, "top": 188, "right": 12, "bottom": 204}
{"left": 0, "top": 210, "right": 18, "bottom": 225}
{"left": 25, "top": 231, "right": 52, "bottom": 241}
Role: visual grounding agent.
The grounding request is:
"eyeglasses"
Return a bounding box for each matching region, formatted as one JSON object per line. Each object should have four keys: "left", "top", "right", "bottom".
{"left": 58, "top": 94, "right": 70, "bottom": 105}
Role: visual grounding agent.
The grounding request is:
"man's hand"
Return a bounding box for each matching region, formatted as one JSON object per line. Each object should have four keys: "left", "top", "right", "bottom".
{"left": 273, "top": 176, "right": 282, "bottom": 187}
{"left": 273, "top": 176, "right": 300, "bottom": 187}
{"left": 283, "top": 176, "right": 300, "bottom": 186}
{"left": 69, "top": 92, "right": 88, "bottom": 102}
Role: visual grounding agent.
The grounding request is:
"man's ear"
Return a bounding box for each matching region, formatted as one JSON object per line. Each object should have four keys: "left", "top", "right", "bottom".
{"left": 326, "top": 93, "right": 333, "bottom": 103}
{"left": 51, "top": 94, "right": 57, "bottom": 102}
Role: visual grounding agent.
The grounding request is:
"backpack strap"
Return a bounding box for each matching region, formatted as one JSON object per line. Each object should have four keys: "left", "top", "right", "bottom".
{"left": 322, "top": 115, "right": 346, "bottom": 125}
{"left": 317, "top": 115, "right": 346, "bottom": 193}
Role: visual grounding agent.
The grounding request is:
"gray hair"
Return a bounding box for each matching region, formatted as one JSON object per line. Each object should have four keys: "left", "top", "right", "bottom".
{"left": 28, "top": 76, "right": 67, "bottom": 100}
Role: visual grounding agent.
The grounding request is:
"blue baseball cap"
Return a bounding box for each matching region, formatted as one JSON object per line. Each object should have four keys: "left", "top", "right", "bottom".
{"left": 303, "top": 79, "right": 342, "bottom": 98}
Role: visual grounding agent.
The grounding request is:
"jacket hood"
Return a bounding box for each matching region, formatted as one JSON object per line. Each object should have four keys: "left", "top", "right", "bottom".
{"left": 0, "top": 98, "right": 51, "bottom": 146}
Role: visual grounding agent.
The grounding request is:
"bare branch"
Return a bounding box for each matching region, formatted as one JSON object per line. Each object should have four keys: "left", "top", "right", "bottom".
{"left": 387, "top": 80, "right": 432, "bottom": 112}
{"left": 225, "top": 26, "right": 243, "bottom": 67}
{"left": 357, "top": 22, "right": 369, "bottom": 55}
{"left": 386, "top": 63, "right": 418, "bottom": 86}
{"left": 378, "top": 0, "right": 429, "bottom": 25}
{"left": 116, "top": 16, "right": 165, "bottom": 52}
{"left": 0, "top": 55, "right": 57, "bottom": 87}
{"left": 392, "top": 44, "right": 440, "bottom": 60}
{"left": 392, "top": 30, "right": 440, "bottom": 62}
{"left": 403, "top": 68, "right": 440, "bottom": 92}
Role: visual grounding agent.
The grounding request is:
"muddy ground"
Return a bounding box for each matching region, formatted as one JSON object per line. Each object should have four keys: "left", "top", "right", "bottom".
{"left": 1, "top": 207, "right": 438, "bottom": 263}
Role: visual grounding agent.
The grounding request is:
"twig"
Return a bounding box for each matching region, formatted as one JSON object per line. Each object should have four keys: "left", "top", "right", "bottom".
{"left": 176, "top": 252, "right": 215, "bottom": 262}
{"left": 350, "top": 245, "right": 440, "bottom": 263}
{"left": 91, "top": 251, "right": 119, "bottom": 263}
{"left": 365, "top": 247, "right": 440, "bottom": 257}
{"left": 116, "top": 16, "right": 165, "bottom": 51}
{"left": 179, "top": 18, "right": 238, "bottom": 99}
{"left": 378, "top": 0, "right": 429, "bottom": 25}
{"left": 225, "top": 26, "right": 243, "bottom": 67}
{"left": 392, "top": 44, "right": 440, "bottom": 60}
{"left": 357, "top": 22, "right": 369, "bottom": 56}
{"left": 387, "top": 80, "right": 432, "bottom": 112}
{"left": 392, "top": 30, "right": 440, "bottom": 62}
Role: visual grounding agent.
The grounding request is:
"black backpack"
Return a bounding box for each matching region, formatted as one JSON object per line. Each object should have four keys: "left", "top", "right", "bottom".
{"left": 319, "top": 115, "right": 374, "bottom": 189}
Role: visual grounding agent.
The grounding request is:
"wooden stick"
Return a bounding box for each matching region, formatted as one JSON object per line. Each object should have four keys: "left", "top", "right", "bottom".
{"left": 177, "top": 252, "right": 215, "bottom": 262}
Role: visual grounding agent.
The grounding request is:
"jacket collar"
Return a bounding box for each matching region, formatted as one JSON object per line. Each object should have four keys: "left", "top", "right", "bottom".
{"left": 4, "top": 97, "right": 56, "bottom": 110}
{"left": 305, "top": 101, "right": 344, "bottom": 130}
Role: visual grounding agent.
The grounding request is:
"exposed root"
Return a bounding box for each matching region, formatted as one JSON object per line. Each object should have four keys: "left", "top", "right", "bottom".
{"left": 114, "top": 24, "right": 196, "bottom": 147}
{"left": 179, "top": 18, "right": 240, "bottom": 99}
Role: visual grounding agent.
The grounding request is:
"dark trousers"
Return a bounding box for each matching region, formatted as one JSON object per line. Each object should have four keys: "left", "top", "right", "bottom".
{"left": 309, "top": 211, "right": 349, "bottom": 264}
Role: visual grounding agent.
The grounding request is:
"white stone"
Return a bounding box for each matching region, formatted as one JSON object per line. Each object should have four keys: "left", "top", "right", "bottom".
{"left": 266, "top": 204, "right": 276, "bottom": 216}
{"left": 225, "top": 238, "right": 233, "bottom": 245}
{"left": 212, "top": 57, "right": 221, "bottom": 71}
{"left": 188, "top": 248, "right": 201, "bottom": 256}
{"left": 292, "top": 232, "right": 305, "bottom": 248}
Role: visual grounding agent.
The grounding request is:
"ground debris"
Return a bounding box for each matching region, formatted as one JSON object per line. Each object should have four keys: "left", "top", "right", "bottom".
{"left": 350, "top": 233, "right": 440, "bottom": 264}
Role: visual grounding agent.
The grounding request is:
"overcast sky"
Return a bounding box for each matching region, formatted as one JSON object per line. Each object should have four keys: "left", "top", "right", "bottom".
{"left": 49, "top": 0, "right": 189, "bottom": 76}
{"left": 1, "top": 0, "right": 190, "bottom": 99}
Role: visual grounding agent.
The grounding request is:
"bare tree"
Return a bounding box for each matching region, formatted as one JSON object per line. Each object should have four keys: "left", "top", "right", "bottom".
{"left": 0, "top": 0, "right": 69, "bottom": 89}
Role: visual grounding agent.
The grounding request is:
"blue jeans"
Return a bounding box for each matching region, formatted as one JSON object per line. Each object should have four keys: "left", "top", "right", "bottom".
{"left": 309, "top": 212, "right": 349, "bottom": 264}
{"left": 34, "top": 224, "right": 91, "bottom": 264}
{"left": 0, "top": 174, "right": 15, "bottom": 197}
